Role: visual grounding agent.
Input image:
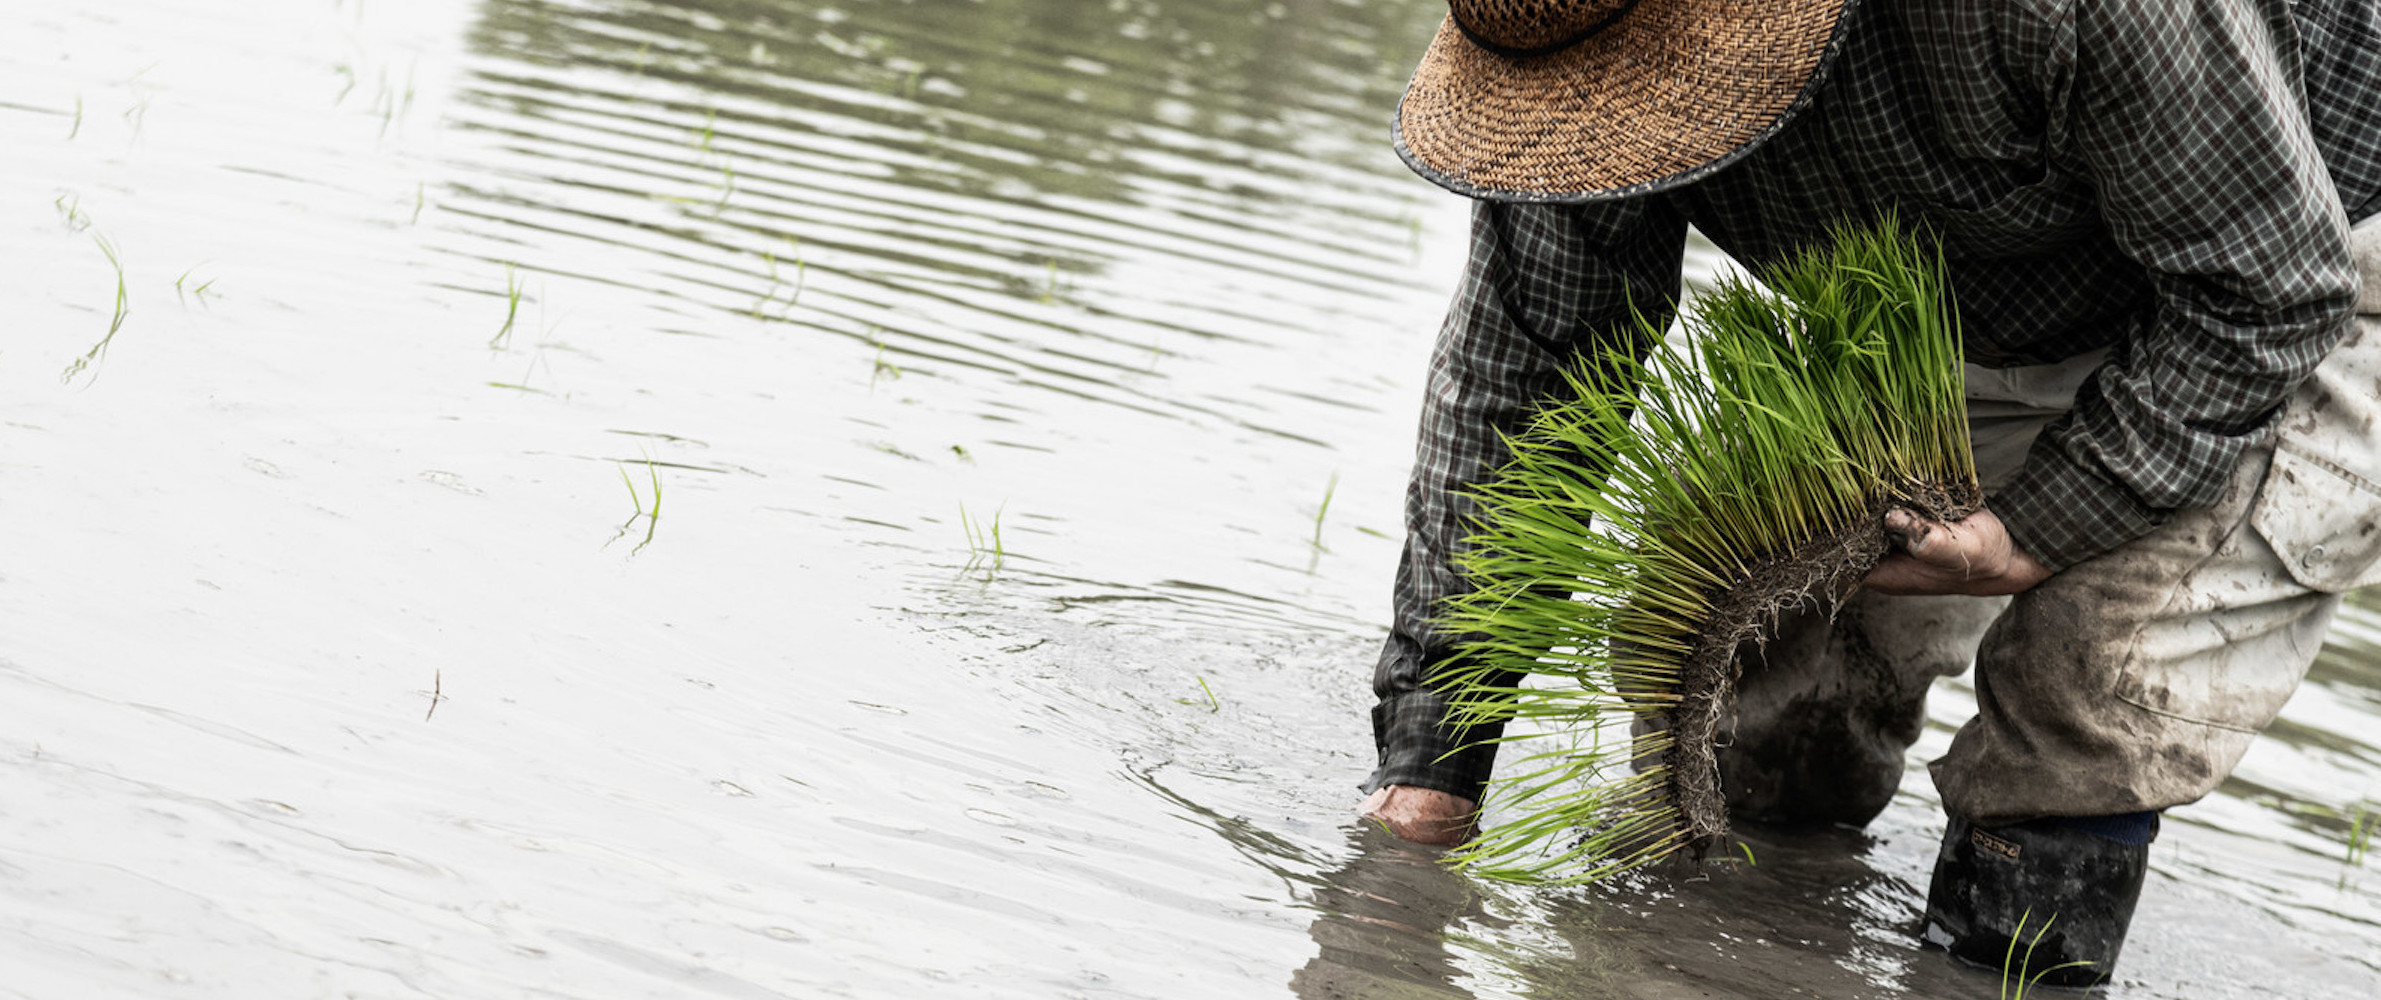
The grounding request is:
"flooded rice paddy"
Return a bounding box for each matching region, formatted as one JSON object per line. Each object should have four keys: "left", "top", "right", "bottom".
{"left": 2, "top": 1, "right": 2375, "bottom": 996}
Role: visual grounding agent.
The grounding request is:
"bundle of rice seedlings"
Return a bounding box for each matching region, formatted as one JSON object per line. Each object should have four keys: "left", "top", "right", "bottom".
{"left": 1436, "top": 217, "right": 1979, "bottom": 883}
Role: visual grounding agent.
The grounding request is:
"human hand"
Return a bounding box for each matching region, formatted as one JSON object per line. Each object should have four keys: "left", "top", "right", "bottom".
{"left": 1864, "top": 507, "right": 2052, "bottom": 596}
{"left": 1357, "top": 785, "right": 1478, "bottom": 846}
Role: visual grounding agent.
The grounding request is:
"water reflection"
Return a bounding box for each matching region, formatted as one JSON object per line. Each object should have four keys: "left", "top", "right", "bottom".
{"left": 1283, "top": 820, "right": 2012, "bottom": 1000}
{"left": 436, "top": 0, "right": 1448, "bottom": 472}
{"left": 1290, "top": 827, "right": 1482, "bottom": 1000}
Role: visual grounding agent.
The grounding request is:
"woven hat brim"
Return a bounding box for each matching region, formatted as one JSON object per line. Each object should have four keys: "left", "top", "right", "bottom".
{"left": 1396, "top": 0, "right": 1858, "bottom": 202}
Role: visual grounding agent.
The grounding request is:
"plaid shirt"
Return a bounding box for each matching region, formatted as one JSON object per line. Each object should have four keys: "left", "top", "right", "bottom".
{"left": 1371, "top": 0, "right": 2381, "bottom": 801}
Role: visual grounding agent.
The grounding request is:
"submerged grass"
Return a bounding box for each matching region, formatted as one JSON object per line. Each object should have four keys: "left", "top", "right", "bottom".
{"left": 1436, "top": 217, "right": 1977, "bottom": 882}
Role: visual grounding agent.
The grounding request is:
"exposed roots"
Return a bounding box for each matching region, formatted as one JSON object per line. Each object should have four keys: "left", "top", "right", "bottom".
{"left": 1663, "top": 480, "right": 1982, "bottom": 855}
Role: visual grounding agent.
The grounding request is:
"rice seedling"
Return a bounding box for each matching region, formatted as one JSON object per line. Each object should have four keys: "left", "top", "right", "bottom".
{"left": 751, "top": 239, "right": 806, "bottom": 318}
{"left": 609, "top": 457, "right": 663, "bottom": 555}
{"left": 486, "top": 366, "right": 554, "bottom": 396}
{"left": 175, "top": 265, "right": 218, "bottom": 307}
{"left": 411, "top": 182, "right": 427, "bottom": 225}
{"left": 960, "top": 502, "right": 1006, "bottom": 574}
{"left": 54, "top": 194, "right": 87, "bottom": 231}
{"left": 490, "top": 263, "right": 522, "bottom": 349}
{"left": 1174, "top": 676, "right": 1221, "bottom": 712}
{"left": 785, "top": 253, "right": 807, "bottom": 310}
{"left": 1311, "top": 471, "right": 1339, "bottom": 552}
{"left": 1997, "top": 910, "right": 2097, "bottom": 997}
{"left": 711, "top": 160, "right": 736, "bottom": 215}
{"left": 1435, "top": 216, "right": 1976, "bottom": 882}
{"left": 61, "top": 231, "right": 131, "bottom": 385}
{"left": 869, "top": 328, "right": 903, "bottom": 389}
{"left": 68, "top": 94, "right": 82, "bottom": 139}
{"left": 2348, "top": 803, "right": 2372, "bottom": 868}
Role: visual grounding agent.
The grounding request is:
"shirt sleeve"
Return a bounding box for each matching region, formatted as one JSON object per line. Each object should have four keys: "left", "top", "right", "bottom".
{"left": 1991, "top": 0, "right": 2360, "bottom": 571}
{"left": 1367, "top": 197, "right": 1687, "bottom": 801}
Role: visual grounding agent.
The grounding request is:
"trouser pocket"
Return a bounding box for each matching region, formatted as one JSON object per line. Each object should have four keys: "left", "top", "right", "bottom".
{"left": 2250, "top": 316, "right": 2381, "bottom": 593}
{"left": 2112, "top": 445, "right": 2333, "bottom": 734}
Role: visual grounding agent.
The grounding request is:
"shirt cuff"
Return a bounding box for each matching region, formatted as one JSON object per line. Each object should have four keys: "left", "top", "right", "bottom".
{"left": 1989, "top": 443, "right": 2172, "bottom": 573}
{"left": 1365, "top": 688, "right": 1502, "bottom": 804}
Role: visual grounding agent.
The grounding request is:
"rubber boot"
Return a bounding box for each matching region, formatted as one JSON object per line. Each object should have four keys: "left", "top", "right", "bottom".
{"left": 1920, "top": 812, "right": 2155, "bottom": 989}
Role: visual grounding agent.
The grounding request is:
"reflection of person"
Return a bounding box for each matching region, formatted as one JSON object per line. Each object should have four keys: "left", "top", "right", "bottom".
{"left": 1358, "top": 0, "right": 2381, "bottom": 985}
{"left": 1286, "top": 825, "right": 1483, "bottom": 1000}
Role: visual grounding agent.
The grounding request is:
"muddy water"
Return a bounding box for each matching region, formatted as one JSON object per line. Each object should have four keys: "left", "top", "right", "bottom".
{"left": 0, "top": 1, "right": 2373, "bottom": 997}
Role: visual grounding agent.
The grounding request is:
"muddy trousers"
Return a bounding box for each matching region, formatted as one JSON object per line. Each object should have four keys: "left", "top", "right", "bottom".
{"left": 1725, "top": 311, "right": 2381, "bottom": 829}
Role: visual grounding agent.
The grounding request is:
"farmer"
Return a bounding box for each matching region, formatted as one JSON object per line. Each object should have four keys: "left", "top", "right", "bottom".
{"left": 1357, "top": 0, "right": 2381, "bottom": 984}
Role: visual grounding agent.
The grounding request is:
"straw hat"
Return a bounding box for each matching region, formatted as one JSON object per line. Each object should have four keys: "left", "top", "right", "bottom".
{"left": 1396, "top": 0, "right": 1860, "bottom": 202}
